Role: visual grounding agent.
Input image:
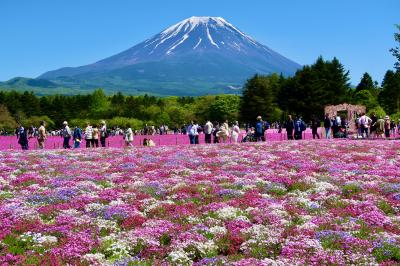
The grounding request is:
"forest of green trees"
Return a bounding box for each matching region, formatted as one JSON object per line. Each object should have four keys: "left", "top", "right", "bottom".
{"left": 0, "top": 25, "right": 399, "bottom": 132}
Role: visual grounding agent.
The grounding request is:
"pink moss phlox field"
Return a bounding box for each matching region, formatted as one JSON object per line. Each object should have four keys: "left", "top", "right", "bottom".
{"left": 0, "top": 140, "right": 400, "bottom": 265}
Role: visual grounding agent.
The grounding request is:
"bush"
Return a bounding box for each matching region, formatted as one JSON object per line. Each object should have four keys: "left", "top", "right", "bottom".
{"left": 0, "top": 105, "right": 17, "bottom": 132}
{"left": 367, "top": 106, "right": 386, "bottom": 118}
{"left": 107, "top": 117, "right": 144, "bottom": 130}
{"left": 21, "top": 116, "right": 55, "bottom": 129}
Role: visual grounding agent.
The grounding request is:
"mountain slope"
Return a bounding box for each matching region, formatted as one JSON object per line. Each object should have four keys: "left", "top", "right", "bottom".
{"left": 38, "top": 16, "right": 301, "bottom": 95}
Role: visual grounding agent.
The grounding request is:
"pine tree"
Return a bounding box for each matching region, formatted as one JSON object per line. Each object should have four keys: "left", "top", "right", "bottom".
{"left": 239, "top": 74, "right": 275, "bottom": 123}
{"left": 379, "top": 70, "right": 400, "bottom": 114}
{"left": 356, "top": 72, "right": 374, "bottom": 92}
{"left": 390, "top": 24, "right": 400, "bottom": 70}
{"left": 278, "top": 57, "right": 351, "bottom": 120}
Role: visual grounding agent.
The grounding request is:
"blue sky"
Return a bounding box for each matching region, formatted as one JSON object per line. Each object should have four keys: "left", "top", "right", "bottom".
{"left": 0, "top": 0, "right": 399, "bottom": 85}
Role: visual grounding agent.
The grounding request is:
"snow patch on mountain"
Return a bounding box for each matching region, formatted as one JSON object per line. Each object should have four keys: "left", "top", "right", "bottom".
{"left": 167, "top": 34, "right": 189, "bottom": 54}
{"left": 206, "top": 26, "right": 219, "bottom": 48}
{"left": 193, "top": 38, "right": 202, "bottom": 49}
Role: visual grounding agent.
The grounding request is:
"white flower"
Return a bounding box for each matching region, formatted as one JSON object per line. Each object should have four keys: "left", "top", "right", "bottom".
{"left": 215, "top": 206, "right": 242, "bottom": 220}
{"left": 209, "top": 225, "right": 227, "bottom": 235}
{"left": 197, "top": 240, "right": 218, "bottom": 256}
{"left": 85, "top": 203, "right": 104, "bottom": 213}
{"left": 168, "top": 249, "right": 192, "bottom": 265}
{"left": 82, "top": 253, "right": 106, "bottom": 264}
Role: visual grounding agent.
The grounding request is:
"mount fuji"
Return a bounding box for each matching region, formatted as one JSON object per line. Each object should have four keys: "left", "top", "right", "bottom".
{"left": 37, "top": 16, "right": 301, "bottom": 95}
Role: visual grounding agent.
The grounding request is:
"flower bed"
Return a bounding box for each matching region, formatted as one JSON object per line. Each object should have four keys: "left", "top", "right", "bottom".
{"left": 0, "top": 140, "right": 399, "bottom": 265}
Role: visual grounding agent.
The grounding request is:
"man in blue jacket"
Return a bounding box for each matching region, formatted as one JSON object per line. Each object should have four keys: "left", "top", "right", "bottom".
{"left": 255, "top": 116, "right": 265, "bottom": 141}
{"left": 73, "top": 126, "right": 82, "bottom": 148}
{"left": 294, "top": 117, "right": 306, "bottom": 140}
{"left": 17, "top": 124, "right": 29, "bottom": 150}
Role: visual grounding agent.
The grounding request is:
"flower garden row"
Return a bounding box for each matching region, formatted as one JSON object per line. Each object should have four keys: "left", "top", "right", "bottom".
{"left": 0, "top": 140, "right": 400, "bottom": 265}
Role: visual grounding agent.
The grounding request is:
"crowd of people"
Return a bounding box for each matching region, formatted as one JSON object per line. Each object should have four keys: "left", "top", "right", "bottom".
{"left": 13, "top": 113, "right": 400, "bottom": 150}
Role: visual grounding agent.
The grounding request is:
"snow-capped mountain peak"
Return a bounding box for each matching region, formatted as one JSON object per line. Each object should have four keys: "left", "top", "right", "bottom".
{"left": 142, "top": 16, "right": 263, "bottom": 56}
{"left": 39, "top": 16, "right": 301, "bottom": 95}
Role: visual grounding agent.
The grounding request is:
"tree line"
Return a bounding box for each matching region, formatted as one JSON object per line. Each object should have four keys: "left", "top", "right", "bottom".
{"left": 240, "top": 57, "right": 400, "bottom": 124}
{"left": 0, "top": 89, "right": 241, "bottom": 132}
{"left": 0, "top": 56, "right": 399, "bottom": 133}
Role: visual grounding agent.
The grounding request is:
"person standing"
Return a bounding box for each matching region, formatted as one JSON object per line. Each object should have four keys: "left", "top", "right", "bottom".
{"left": 324, "top": 114, "right": 332, "bottom": 139}
{"left": 85, "top": 123, "right": 93, "bottom": 148}
{"left": 332, "top": 116, "right": 340, "bottom": 138}
{"left": 62, "top": 121, "right": 72, "bottom": 149}
{"left": 294, "top": 117, "right": 306, "bottom": 140}
{"left": 204, "top": 120, "right": 213, "bottom": 144}
{"left": 376, "top": 116, "right": 385, "bottom": 138}
{"left": 370, "top": 112, "right": 377, "bottom": 139}
{"left": 285, "top": 115, "right": 295, "bottom": 140}
{"left": 311, "top": 116, "right": 320, "bottom": 139}
{"left": 189, "top": 120, "right": 199, "bottom": 144}
{"left": 217, "top": 120, "right": 230, "bottom": 143}
{"left": 187, "top": 121, "right": 195, "bottom": 144}
{"left": 213, "top": 123, "right": 220, "bottom": 143}
{"left": 92, "top": 125, "right": 99, "bottom": 148}
{"left": 358, "top": 113, "right": 372, "bottom": 138}
{"left": 231, "top": 121, "right": 240, "bottom": 143}
{"left": 37, "top": 121, "right": 46, "bottom": 149}
{"left": 17, "top": 124, "right": 29, "bottom": 150}
{"left": 124, "top": 124, "right": 134, "bottom": 147}
{"left": 390, "top": 120, "right": 396, "bottom": 137}
{"left": 73, "top": 126, "right": 82, "bottom": 148}
{"left": 100, "top": 121, "right": 108, "bottom": 147}
{"left": 384, "top": 116, "right": 391, "bottom": 138}
{"left": 255, "top": 116, "right": 264, "bottom": 142}
{"left": 340, "top": 116, "right": 347, "bottom": 138}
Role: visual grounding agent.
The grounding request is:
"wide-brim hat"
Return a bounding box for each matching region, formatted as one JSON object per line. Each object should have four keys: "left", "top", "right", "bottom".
{"left": 63, "top": 121, "right": 68, "bottom": 125}
{"left": 256, "top": 116, "right": 262, "bottom": 120}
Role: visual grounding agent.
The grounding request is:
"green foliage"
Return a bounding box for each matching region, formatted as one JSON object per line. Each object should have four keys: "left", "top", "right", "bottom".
{"left": 89, "top": 89, "right": 110, "bottom": 118}
{"left": 390, "top": 24, "right": 400, "bottom": 70}
{"left": 379, "top": 70, "right": 400, "bottom": 114}
{"left": 356, "top": 72, "right": 375, "bottom": 93}
{"left": 240, "top": 74, "right": 279, "bottom": 122}
{"left": 21, "top": 115, "right": 55, "bottom": 129}
{"left": 2, "top": 234, "right": 28, "bottom": 255}
{"left": 208, "top": 95, "right": 240, "bottom": 122}
{"left": 389, "top": 111, "right": 400, "bottom": 122}
{"left": 278, "top": 56, "right": 351, "bottom": 121}
{"left": 373, "top": 242, "right": 400, "bottom": 263}
{"left": 0, "top": 105, "right": 17, "bottom": 131}
{"left": 367, "top": 106, "right": 386, "bottom": 119}
{"left": 354, "top": 90, "right": 379, "bottom": 110}
{"left": 107, "top": 117, "right": 144, "bottom": 130}
{"left": 377, "top": 200, "right": 395, "bottom": 215}
{"left": 319, "top": 235, "right": 342, "bottom": 250}
{"left": 159, "top": 233, "right": 172, "bottom": 246}
{"left": 342, "top": 183, "right": 362, "bottom": 197}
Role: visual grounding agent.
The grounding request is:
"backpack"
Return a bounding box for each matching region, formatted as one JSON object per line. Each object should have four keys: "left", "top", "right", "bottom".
{"left": 256, "top": 122, "right": 263, "bottom": 134}
{"left": 301, "top": 121, "right": 306, "bottom": 131}
{"left": 295, "top": 120, "right": 305, "bottom": 132}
